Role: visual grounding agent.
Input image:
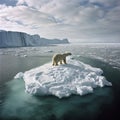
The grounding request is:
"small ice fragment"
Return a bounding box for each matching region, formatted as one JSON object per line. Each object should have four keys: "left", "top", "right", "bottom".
{"left": 14, "top": 72, "right": 24, "bottom": 79}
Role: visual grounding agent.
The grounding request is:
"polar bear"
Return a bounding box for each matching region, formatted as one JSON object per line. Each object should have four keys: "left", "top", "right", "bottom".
{"left": 52, "top": 52, "right": 72, "bottom": 66}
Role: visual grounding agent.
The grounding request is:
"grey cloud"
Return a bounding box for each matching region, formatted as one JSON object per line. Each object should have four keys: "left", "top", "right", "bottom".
{"left": 89, "top": 0, "right": 120, "bottom": 7}
{"left": 0, "top": 5, "right": 57, "bottom": 26}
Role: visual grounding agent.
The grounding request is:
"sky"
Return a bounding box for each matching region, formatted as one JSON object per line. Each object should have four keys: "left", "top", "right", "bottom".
{"left": 0, "top": 0, "right": 120, "bottom": 43}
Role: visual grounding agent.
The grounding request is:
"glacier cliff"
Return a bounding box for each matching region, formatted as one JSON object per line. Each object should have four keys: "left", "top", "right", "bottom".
{"left": 0, "top": 30, "right": 69, "bottom": 48}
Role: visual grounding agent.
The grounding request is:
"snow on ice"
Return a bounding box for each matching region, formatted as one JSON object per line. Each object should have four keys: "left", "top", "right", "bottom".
{"left": 15, "top": 57, "right": 112, "bottom": 98}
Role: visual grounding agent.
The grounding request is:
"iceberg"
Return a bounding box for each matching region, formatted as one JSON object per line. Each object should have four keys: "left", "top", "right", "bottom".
{"left": 22, "top": 57, "right": 112, "bottom": 98}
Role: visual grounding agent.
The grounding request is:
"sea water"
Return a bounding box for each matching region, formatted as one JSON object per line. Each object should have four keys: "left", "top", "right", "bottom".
{"left": 0, "top": 43, "right": 120, "bottom": 120}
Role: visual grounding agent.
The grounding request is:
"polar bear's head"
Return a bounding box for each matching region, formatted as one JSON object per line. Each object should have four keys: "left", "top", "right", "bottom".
{"left": 63, "top": 52, "right": 72, "bottom": 56}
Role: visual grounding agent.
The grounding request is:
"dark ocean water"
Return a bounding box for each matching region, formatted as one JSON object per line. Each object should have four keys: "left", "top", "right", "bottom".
{"left": 0, "top": 54, "right": 120, "bottom": 120}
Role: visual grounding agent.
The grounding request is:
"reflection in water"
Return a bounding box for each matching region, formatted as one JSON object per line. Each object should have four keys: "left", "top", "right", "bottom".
{"left": 1, "top": 77, "right": 113, "bottom": 120}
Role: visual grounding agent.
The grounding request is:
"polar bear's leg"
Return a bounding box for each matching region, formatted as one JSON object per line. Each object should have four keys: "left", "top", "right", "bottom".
{"left": 52, "top": 59, "right": 57, "bottom": 66}
{"left": 52, "top": 55, "right": 58, "bottom": 66}
{"left": 54, "top": 61, "right": 58, "bottom": 66}
{"left": 60, "top": 60, "right": 62, "bottom": 64}
{"left": 52, "top": 61, "right": 55, "bottom": 66}
{"left": 56, "top": 62, "right": 58, "bottom": 66}
{"left": 63, "top": 58, "right": 67, "bottom": 64}
{"left": 54, "top": 59, "right": 58, "bottom": 66}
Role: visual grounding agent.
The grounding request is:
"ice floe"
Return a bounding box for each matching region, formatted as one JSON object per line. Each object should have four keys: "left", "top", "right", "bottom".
{"left": 17, "top": 57, "right": 112, "bottom": 98}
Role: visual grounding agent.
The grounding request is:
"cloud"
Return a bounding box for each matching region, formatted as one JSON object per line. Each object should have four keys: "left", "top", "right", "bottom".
{"left": 89, "top": 0, "right": 120, "bottom": 7}
{"left": 0, "top": 0, "right": 120, "bottom": 42}
{"left": 17, "top": 0, "right": 50, "bottom": 9}
{"left": 0, "top": 5, "right": 57, "bottom": 26}
{"left": 15, "top": 0, "right": 109, "bottom": 26}
{"left": 17, "top": 0, "right": 104, "bottom": 25}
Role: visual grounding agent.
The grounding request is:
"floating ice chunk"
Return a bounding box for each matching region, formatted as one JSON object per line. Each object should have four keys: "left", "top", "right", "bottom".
{"left": 23, "top": 57, "right": 112, "bottom": 98}
{"left": 23, "top": 55, "right": 27, "bottom": 57}
{"left": 45, "top": 50, "right": 53, "bottom": 53}
{"left": 14, "top": 72, "right": 24, "bottom": 79}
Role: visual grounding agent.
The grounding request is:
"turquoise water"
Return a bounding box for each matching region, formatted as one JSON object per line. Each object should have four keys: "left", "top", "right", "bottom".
{"left": 0, "top": 55, "right": 115, "bottom": 120}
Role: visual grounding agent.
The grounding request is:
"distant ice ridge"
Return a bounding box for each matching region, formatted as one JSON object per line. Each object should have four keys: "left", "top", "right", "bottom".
{"left": 0, "top": 30, "right": 69, "bottom": 48}
{"left": 16, "top": 57, "right": 112, "bottom": 98}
